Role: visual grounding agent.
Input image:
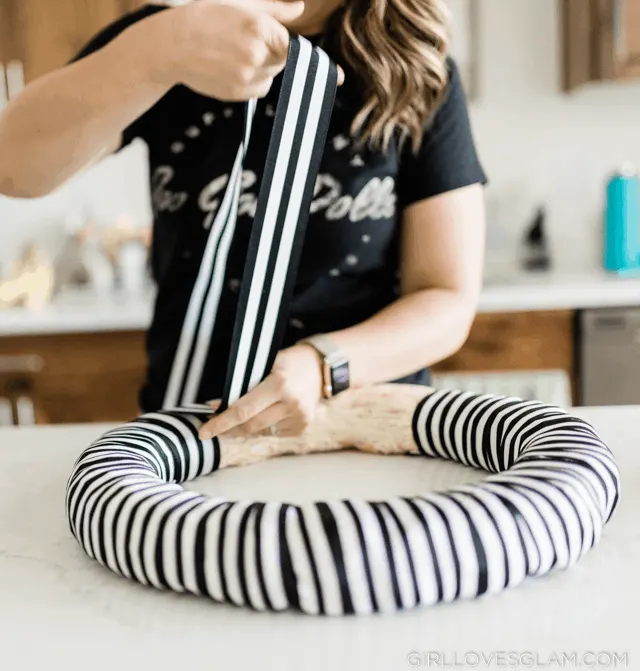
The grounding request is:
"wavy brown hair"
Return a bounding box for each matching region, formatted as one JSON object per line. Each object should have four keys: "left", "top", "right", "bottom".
{"left": 327, "top": 0, "right": 452, "bottom": 154}
{"left": 162, "top": 0, "right": 451, "bottom": 153}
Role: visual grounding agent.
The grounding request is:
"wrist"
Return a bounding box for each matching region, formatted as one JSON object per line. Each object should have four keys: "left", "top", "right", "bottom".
{"left": 294, "top": 343, "right": 325, "bottom": 396}
{"left": 325, "top": 330, "right": 375, "bottom": 388}
{"left": 274, "top": 344, "right": 324, "bottom": 402}
{"left": 298, "top": 334, "right": 351, "bottom": 399}
{"left": 115, "top": 11, "right": 182, "bottom": 90}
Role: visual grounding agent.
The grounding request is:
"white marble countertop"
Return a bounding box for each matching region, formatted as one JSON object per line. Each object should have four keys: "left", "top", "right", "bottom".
{"left": 1, "top": 270, "right": 639, "bottom": 337}
{"left": 0, "top": 405, "right": 637, "bottom": 671}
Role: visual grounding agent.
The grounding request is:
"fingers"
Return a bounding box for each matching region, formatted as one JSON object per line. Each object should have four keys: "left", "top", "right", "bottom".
{"left": 249, "top": 2, "right": 303, "bottom": 62}
{"left": 243, "top": 63, "right": 344, "bottom": 102}
{"left": 262, "top": 30, "right": 346, "bottom": 87}
{"left": 260, "top": 0, "right": 305, "bottom": 26}
{"left": 256, "top": 63, "right": 290, "bottom": 81}
{"left": 258, "top": 48, "right": 345, "bottom": 90}
{"left": 223, "top": 402, "right": 289, "bottom": 438}
{"left": 241, "top": 79, "right": 275, "bottom": 100}
{"left": 240, "top": 60, "right": 289, "bottom": 99}
{"left": 260, "top": 11, "right": 346, "bottom": 87}
{"left": 243, "top": 62, "right": 283, "bottom": 91}
{"left": 262, "top": 24, "right": 290, "bottom": 64}
{"left": 271, "top": 416, "right": 308, "bottom": 437}
{"left": 242, "top": 1, "right": 344, "bottom": 92}
{"left": 198, "top": 376, "right": 281, "bottom": 439}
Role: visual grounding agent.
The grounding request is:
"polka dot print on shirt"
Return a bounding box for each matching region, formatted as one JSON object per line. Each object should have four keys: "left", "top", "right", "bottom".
{"left": 332, "top": 135, "right": 349, "bottom": 151}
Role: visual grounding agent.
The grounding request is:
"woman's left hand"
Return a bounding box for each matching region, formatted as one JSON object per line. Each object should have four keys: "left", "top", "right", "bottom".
{"left": 198, "top": 344, "right": 324, "bottom": 440}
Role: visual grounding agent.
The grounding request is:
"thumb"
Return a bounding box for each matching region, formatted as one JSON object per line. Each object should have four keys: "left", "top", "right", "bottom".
{"left": 257, "top": 1, "right": 304, "bottom": 59}
{"left": 261, "top": 0, "right": 305, "bottom": 25}
{"left": 259, "top": 1, "right": 346, "bottom": 86}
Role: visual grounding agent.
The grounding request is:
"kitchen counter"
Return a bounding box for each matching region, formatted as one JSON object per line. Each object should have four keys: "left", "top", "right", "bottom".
{"left": 0, "top": 405, "right": 637, "bottom": 671}
{"left": 0, "top": 287, "right": 155, "bottom": 336}
{"left": 480, "top": 269, "right": 640, "bottom": 313}
{"left": 2, "top": 270, "right": 640, "bottom": 337}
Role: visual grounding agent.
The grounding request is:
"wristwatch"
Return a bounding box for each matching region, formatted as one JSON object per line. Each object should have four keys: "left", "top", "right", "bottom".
{"left": 300, "top": 334, "right": 350, "bottom": 399}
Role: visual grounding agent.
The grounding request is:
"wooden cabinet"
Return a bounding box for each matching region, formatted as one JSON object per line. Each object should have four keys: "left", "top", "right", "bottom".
{"left": 0, "top": 0, "right": 144, "bottom": 82}
{"left": 0, "top": 310, "right": 577, "bottom": 426}
{"left": 432, "top": 310, "right": 577, "bottom": 401}
{"left": 607, "top": 0, "right": 640, "bottom": 77}
{"left": 0, "top": 1, "right": 15, "bottom": 65}
{"left": 563, "top": 0, "right": 640, "bottom": 90}
{"left": 0, "top": 331, "right": 146, "bottom": 424}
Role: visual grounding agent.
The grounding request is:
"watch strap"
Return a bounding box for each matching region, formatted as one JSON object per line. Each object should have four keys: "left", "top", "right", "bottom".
{"left": 300, "top": 334, "right": 350, "bottom": 398}
{"left": 301, "top": 334, "right": 339, "bottom": 359}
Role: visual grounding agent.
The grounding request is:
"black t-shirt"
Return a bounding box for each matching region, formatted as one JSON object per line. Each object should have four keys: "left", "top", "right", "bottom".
{"left": 74, "top": 4, "right": 487, "bottom": 411}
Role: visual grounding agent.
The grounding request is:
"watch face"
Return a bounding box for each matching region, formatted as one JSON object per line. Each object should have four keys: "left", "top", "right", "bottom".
{"left": 331, "top": 361, "right": 350, "bottom": 394}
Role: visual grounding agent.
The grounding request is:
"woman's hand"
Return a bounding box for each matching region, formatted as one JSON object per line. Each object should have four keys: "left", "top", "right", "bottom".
{"left": 199, "top": 344, "right": 324, "bottom": 440}
{"left": 137, "top": 0, "right": 301, "bottom": 100}
{"left": 138, "top": 0, "right": 342, "bottom": 102}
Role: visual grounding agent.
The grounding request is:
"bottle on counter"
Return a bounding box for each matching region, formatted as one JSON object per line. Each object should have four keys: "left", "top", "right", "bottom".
{"left": 117, "top": 240, "right": 149, "bottom": 295}
{"left": 603, "top": 164, "right": 640, "bottom": 274}
{"left": 82, "top": 237, "right": 115, "bottom": 295}
{"left": 520, "top": 206, "right": 551, "bottom": 272}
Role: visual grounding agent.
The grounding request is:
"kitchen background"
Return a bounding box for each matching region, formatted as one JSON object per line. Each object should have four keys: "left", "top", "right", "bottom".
{"left": 1, "top": 0, "right": 640, "bottom": 425}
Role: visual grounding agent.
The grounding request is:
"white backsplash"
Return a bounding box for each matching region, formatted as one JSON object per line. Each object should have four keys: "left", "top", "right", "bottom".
{"left": 0, "top": 141, "right": 151, "bottom": 270}
{"left": 1, "top": 0, "right": 640, "bottom": 276}
{"left": 471, "top": 0, "right": 640, "bottom": 275}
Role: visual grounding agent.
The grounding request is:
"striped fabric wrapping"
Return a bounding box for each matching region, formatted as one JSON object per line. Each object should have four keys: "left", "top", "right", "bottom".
{"left": 162, "top": 35, "right": 338, "bottom": 412}
{"left": 65, "top": 389, "right": 621, "bottom": 616}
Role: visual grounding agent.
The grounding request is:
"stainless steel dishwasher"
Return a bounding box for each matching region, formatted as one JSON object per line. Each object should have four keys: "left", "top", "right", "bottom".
{"left": 579, "top": 307, "right": 640, "bottom": 406}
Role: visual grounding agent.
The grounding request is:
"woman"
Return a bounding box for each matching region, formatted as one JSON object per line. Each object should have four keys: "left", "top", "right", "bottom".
{"left": 0, "top": 0, "right": 486, "bottom": 440}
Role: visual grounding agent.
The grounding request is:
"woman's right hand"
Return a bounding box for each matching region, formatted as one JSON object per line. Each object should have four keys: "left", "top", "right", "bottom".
{"left": 137, "top": 0, "right": 305, "bottom": 101}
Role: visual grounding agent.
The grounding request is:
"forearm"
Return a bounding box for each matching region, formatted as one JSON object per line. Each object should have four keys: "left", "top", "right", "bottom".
{"left": 0, "top": 25, "right": 170, "bottom": 198}
{"left": 328, "top": 288, "right": 478, "bottom": 386}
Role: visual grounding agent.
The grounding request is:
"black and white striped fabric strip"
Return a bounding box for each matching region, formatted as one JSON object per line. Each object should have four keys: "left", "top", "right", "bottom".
{"left": 65, "top": 389, "right": 621, "bottom": 616}
{"left": 223, "top": 37, "right": 337, "bottom": 409}
{"left": 163, "top": 101, "right": 256, "bottom": 410}
{"left": 162, "top": 36, "right": 338, "bottom": 411}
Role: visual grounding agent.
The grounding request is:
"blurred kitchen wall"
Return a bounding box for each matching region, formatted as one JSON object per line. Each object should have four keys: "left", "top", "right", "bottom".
{"left": 1, "top": 0, "right": 640, "bottom": 273}
{"left": 471, "top": 0, "right": 640, "bottom": 272}
{"left": 0, "top": 140, "right": 151, "bottom": 270}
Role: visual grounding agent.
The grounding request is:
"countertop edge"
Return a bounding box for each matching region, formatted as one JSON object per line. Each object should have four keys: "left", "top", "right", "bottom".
{"left": 2, "top": 272, "right": 640, "bottom": 337}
